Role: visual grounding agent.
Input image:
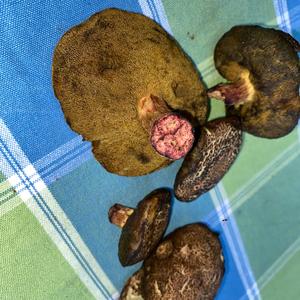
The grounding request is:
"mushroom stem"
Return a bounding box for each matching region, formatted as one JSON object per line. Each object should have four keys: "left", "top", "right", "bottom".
{"left": 108, "top": 204, "right": 134, "bottom": 228}
{"left": 137, "top": 95, "right": 195, "bottom": 160}
{"left": 207, "top": 80, "right": 250, "bottom": 106}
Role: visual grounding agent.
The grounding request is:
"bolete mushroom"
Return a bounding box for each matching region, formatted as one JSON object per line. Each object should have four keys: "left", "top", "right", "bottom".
{"left": 208, "top": 25, "right": 300, "bottom": 138}
{"left": 120, "top": 224, "right": 224, "bottom": 300}
{"left": 174, "top": 117, "right": 242, "bottom": 201}
{"left": 52, "top": 8, "right": 208, "bottom": 176}
{"left": 120, "top": 269, "right": 144, "bottom": 300}
{"left": 108, "top": 188, "right": 171, "bottom": 266}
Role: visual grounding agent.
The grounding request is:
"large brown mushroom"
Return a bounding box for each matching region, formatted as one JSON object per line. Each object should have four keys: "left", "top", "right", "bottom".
{"left": 120, "top": 224, "right": 224, "bottom": 300}
{"left": 120, "top": 269, "right": 144, "bottom": 300}
{"left": 208, "top": 25, "right": 300, "bottom": 138}
{"left": 52, "top": 8, "right": 208, "bottom": 176}
{"left": 108, "top": 188, "right": 171, "bottom": 266}
{"left": 174, "top": 117, "right": 242, "bottom": 201}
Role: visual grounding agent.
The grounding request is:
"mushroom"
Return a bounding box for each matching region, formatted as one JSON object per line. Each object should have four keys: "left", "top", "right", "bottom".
{"left": 52, "top": 8, "right": 208, "bottom": 176}
{"left": 108, "top": 188, "right": 171, "bottom": 266}
{"left": 208, "top": 25, "right": 300, "bottom": 138}
{"left": 120, "top": 269, "right": 144, "bottom": 300}
{"left": 174, "top": 117, "right": 242, "bottom": 201}
{"left": 120, "top": 224, "right": 224, "bottom": 300}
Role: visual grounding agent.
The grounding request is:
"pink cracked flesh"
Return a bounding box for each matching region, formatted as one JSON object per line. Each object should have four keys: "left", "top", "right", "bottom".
{"left": 150, "top": 114, "right": 194, "bottom": 160}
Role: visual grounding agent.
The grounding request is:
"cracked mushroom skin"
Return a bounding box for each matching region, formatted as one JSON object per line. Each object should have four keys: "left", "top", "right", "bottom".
{"left": 208, "top": 25, "right": 300, "bottom": 138}
{"left": 175, "top": 117, "right": 242, "bottom": 201}
{"left": 52, "top": 8, "right": 208, "bottom": 176}
{"left": 121, "top": 224, "right": 224, "bottom": 300}
{"left": 108, "top": 188, "right": 171, "bottom": 266}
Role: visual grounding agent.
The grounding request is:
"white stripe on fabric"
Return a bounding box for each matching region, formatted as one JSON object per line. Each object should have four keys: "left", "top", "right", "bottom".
{"left": 34, "top": 135, "right": 87, "bottom": 171}
{"left": 210, "top": 185, "right": 261, "bottom": 300}
{"left": 274, "top": 0, "right": 292, "bottom": 33}
{"left": 228, "top": 141, "right": 300, "bottom": 214}
{"left": 0, "top": 136, "right": 92, "bottom": 216}
{"left": 151, "top": 0, "right": 172, "bottom": 34}
{"left": 202, "top": 142, "right": 300, "bottom": 229}
{"left": 258, "top": 236, "right": 300, "bottom": 291}
{"left": 0, "top": 194, "right": 22, "bottom": 218}
{"left": 36, "top": 143, "right": 91, "bottom": 183}
{"left": 39, "top": 148, "right": 91, "bottom": 185}
{"left": 138, "top": 0, "right": 154, "bottom": 20}
{"left": 138, "top": 0, "right": 172, "bottom": 34}
{"left": 112, "top": 292, "right": 120, "bottom": 300}
{"left": 197, "top": 56, "right": 215, "bottom": 77}
{"left": 0, "top": 119, "right": 116, "bottom": 300}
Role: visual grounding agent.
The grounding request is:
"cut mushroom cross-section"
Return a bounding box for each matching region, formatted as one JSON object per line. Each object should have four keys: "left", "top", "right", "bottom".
{"left": 52, "top": 8, "right": 208, "bottom": 176}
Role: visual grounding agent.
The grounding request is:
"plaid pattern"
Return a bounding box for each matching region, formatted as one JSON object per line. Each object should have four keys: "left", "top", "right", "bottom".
{"left": 0, "top": 0, "right": 299, "bottom": 299}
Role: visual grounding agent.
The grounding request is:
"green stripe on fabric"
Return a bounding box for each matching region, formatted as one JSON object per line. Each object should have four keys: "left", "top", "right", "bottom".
{"left": 161, "top": 0, "right": 297, "bottom": 200}
{"left": 223, "top": 130, "right": 298, "bottom": 198}
{"left": 0, "top": 174, "right": 22, "bottom": 218}
{"left": 233, "top": 153, "right": 300, "bottom": 283}
{"left": 0, "top": 171, "right": 6, "bottom": 183}
{"left": 0, "top": 203, "right": 93, "bottom": 300}
{"left": 162, "top": 0, "right": 277, "bottom": 68}
{"left": 261, "top": 249, "right": 300, "bottom": 300}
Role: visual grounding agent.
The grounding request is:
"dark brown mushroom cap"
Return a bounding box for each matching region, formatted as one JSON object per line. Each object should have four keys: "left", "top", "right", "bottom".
{"left": 174, "top": 117, "right": 242, "bottom": 201}
{"left": 52, "top": 8, "right": 208, "bottom": 176}
{"left": 141, "top": 224, "right": 224, "bottom": 300}
{"left": 214, "top": 25, "right": 300, "bottom": 138}
{"left": 119, "top": 188, "right": 171, "bottom": 266}
{"left": 120, "top": 269, "right": 144, "bottom": 300}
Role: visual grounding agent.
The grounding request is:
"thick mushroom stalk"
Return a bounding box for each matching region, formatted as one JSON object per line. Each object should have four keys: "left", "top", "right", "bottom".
{"left": 207, "top": 70, "right": 255, "bottom": 106}
{"left": 208, "top": 80, "right": 252, "bottom": 106}
{"left": 137, "top": 95, "right": 195, "bottom": 160}
{"left": 109, "top": 204, "right": 134, "bottom": 228}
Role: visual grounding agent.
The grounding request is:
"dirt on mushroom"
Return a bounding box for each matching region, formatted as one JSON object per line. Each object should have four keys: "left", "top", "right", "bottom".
{"left": 120, "top": 223, "right": 224, "bottom": 300}
{"left": 208, "top": 25, "right": 300, "bottom": 138}
{"left": 52, "top": 8, "right": 208, "bottom": 176}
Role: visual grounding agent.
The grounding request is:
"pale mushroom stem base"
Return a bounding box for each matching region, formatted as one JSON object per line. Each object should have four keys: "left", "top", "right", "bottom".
{"left": 108, "top": 204, "right": 134, "bottom": 228}
{"left": 207, "top": 80, "right": 250, "bottom": 106}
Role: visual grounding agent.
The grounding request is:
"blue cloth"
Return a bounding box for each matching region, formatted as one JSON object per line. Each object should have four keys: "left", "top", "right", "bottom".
{"left": 0, "top": 0, "right": 299, "bottom": 299}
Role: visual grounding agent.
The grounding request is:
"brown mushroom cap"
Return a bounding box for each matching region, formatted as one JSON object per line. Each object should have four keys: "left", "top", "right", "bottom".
{"left": 113, "top": 188, "right": 171, "bottom": 266}
{"left": 174, "top": 117, "right": 242, "bottom": 201}
{"left": 128, "top": 224, "right": 223, "bottom": 300}
{"left": 52, "top": 8, "right": 208, "bottom": 176}
{"left": 120, "top": 269, "right": 144, "bottom": 300}
{"left": 209, "top": 25, "right": 300, "bottom": 138}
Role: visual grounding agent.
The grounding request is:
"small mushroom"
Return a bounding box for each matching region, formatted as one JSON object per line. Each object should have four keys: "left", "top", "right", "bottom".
{"left": 52, "top": 8, "right": 208, "bottom": 176}
{"left": 108, "top": 188, "right": 171, "bottom": 266}
{"left": 120, "top": 224, "right": 224, "bottom": 300}
{"left": 208, "top": 25, "right": 300, "bottom": 138}
{"left": 174, "top": 117, "right": 242, "bottom": 201}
